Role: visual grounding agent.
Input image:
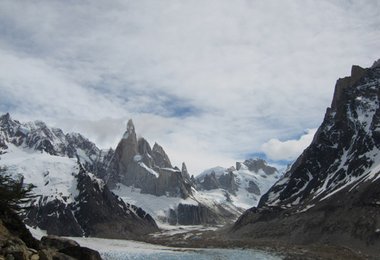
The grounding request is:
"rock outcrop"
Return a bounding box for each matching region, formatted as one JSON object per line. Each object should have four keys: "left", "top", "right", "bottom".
{"left": 0, "top": 207, "right": 101, "bottom": 260}
{"left": 168, "top": 202, "right": 241, "bottom": 225}
{"left": 231, "top": 62, "right": 380, "bottom": 258}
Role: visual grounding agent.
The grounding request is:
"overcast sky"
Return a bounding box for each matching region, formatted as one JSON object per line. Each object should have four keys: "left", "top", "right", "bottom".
{"left": 0, "top": 0, "right": 379, "bottom": 174}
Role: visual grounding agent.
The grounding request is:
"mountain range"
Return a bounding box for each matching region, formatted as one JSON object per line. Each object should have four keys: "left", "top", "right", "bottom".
{"left": 0, "top": 112, "right": 280, "bottom": 238}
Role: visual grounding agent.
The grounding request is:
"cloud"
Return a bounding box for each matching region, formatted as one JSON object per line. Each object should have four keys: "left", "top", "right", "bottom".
{"left": 0, "top": 1, "right": 379, "bottom": 174}
{"left": 261, "top": 129, "right": 318, "bottom": 161}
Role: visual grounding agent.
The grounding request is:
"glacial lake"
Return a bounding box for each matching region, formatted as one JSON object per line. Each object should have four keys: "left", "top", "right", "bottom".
{"left": 71, "top": 237, "right": 283, "bottom": 260}
{"left": 28, "top": 225, "right": 282, "bottom": 259}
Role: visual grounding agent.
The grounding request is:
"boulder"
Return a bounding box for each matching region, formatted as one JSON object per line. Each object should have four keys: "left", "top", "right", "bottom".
{"left": 59, "top": 246, "right": 101, "bottom": 260}
{"left": 40, "top": 236, "right": 79, "bottom": 251}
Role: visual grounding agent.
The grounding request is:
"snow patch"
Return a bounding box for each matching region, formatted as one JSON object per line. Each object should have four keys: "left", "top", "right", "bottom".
{"left": 1, "top": 143, "right": 80, "bottom": 205}
{"left": 138, "top": 162, "right": 159, "bottom": 178}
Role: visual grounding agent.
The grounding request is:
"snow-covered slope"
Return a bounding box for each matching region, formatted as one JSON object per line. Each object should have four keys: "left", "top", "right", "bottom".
{"left": 196, "top": 159, "right": 281, "bottom": 209}
{"left": 113, "top": 182, "right": 244, "bottom": 226}
{"left": 1, "top": 143, "right": 80, "bottom": 206}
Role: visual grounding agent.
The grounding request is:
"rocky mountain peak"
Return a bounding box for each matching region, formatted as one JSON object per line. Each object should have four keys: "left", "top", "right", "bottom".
{"left": 331, "top": 65, "right": 367, "bottom": 110}
{"left": 231, "top": 62, "right": 380, "bottom": 257}
{"left": 107, "top": 120, "right": 193, "bottom": 198}
{"left": 152, "top": 142, "right": 172, "bottom": 168}
{"left": 114, "top": 120, "right": 138, "bottom": 176}
{"left": 181, "top": 162, "right": 188, "bottom": 173}
{"left": 0, "top": 114, "right": 100, "bottom": 161}
{"left": 181, "top": 162, "right": 191, "bottom": 180}
{"left": 258, "top": 64, "right": 380, "bottom": 209}
{"left": 123, "top": 119, "right": 136, "bottom": 139}
{"left": 0, "top": 112, "right": 11, "bottom": 122}
{"left": 0, "top": 113, "right": 18, "bottom": 134}
{"left": 236, "top": 158, "right": 277, "bottom": 175}
{"left": 137, "top": 137, "right": 152, "bottom": 155}
{"left": 372, "top": 58, "right": 380, "bottom": 68}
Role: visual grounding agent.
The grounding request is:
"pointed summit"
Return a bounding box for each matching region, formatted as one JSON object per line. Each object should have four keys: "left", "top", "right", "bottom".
{"left": 127, "top": 119, "right": 135, "bottom": 133}
{"left": 152, "top": 142, "right": 172, "bottom": 168}
{"left": 0, "top": 112, "right": 10, "bottom": 120}
{"left": 181, "top": 162, "right": 188, "bottom": 174}
{"left": 181, "top": 162, "right": 190, "bottom": 180}
{"left": 0, "top": 113, "right": 12, "bottom": 125}
{"left": 111, "top": 118, "right": 138, "bottom": 185}
{"left": 123, "top": 119, "right": 135, "bottom": 139}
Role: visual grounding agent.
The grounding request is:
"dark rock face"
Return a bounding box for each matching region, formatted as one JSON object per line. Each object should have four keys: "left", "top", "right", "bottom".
{"left": 236, "top": 158, "right": 277, "bottom": 175}
{"left": 25, "top": 166, "right": 158, "bottom": 239}
{"left": 113, "top": 119, "right": 139, "bottom": 184}
{"left": 231, "top": 63, "right": 380, "bottom": 257}
{"left": 169, "top": 202, "right": 239, "bottom": 225}
{"left": 201, "top": 172, "right": 220, "bottom": 190}
{"left": 74, "top": 167, "right": 158, "bottom": 238}
{"left": 181, "top": 162, "right": 191, "bottom": 180}
{"left": 246, "top": 181, "right": 260, "bottom": 195}
{"left": 152, "top": 142, "right": 172, "bottom": 168}
{"left": 219, "top": 172, "right": 239, "bottom": 194}
{"left": 25, "top": 198, "right": 84, "bottom": 237}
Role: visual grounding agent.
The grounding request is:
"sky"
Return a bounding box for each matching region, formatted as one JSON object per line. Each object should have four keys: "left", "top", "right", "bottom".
{"left": 0, "top": 0, "right": 379, "bottom": 174}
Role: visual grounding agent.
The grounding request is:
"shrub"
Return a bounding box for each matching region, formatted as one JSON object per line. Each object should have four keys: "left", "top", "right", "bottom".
{"left": 0, "top": 167, "right": 35, "bottom": 213}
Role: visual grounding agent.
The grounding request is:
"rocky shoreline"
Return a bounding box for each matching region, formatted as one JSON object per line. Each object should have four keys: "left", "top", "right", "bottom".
{"left": 0, "top": 209, "right": 101, "bottom": 260}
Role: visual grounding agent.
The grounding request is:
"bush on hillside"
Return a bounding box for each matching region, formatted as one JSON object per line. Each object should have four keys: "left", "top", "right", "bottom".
{"left": 0, "top": 166, "right": 35, "bottom": 214}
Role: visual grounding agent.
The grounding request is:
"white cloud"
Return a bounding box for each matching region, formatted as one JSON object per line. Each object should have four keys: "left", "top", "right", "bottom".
{"left": 0, "top": 1, "right": 379, "bottom": 174}
{"left": 261, "top": 129, "right": 318, "bottom": 161}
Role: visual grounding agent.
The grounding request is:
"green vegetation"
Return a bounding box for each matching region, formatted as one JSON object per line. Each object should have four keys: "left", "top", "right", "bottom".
{"left": 0, "top": 167, "right": 35, "bottom": 213}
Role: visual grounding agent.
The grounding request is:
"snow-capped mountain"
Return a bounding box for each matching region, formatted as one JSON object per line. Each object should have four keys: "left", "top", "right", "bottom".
{"left": 260, "top": 63, "right": 380, "bottom": 209}
{"left": 105, "top": 120, "right": 245, "bottom": 225}
{"left": 0, "top": 112, "right": 281, "bottom": 229}
{"left": 0, "top": 113, "right": 100, "bottom": 162}
{"left": 106, "top": 119, "right": 193, "bottom": 199}
{"left": 0, "top": 114, "right": 158, "bottom": 238}
{"left": 232, "top": 61, "right": 380, "bottom": 257}
{"left": 195, "top": 159, "right": 281, "bottom": 209}
{"left": 0, "top": 114, "right": 247, "bottom": 228}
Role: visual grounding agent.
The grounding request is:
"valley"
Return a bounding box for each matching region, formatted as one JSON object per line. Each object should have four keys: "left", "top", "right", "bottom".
{"left": 1, "top": 60, "right": 380, "bottom": 259}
